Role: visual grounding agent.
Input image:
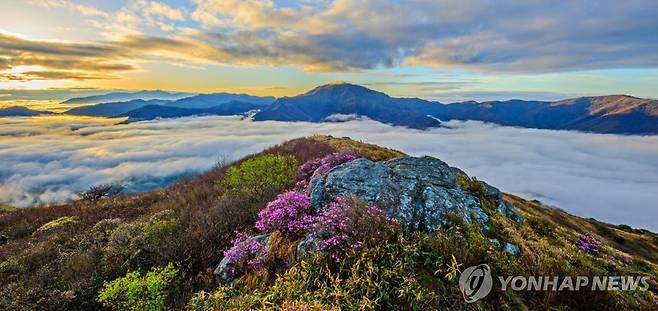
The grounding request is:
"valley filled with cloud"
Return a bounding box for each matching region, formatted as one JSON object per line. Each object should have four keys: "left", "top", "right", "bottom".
{"left": 1, "top": 115, "right": 657, "bottom": 231}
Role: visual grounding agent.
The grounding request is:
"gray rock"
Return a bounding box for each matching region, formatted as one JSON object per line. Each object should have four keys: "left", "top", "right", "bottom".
{"left": 310, "top": 156, "right": 489, "bottom": 232}
{"left": 450, "top": 166, "right": 470, "bottom": 181}
{"left": 475, "top": 179, "right": 523, "bottom": 224}
{"left": 296, "top": 235, "right": 318, "bottom": 260}
{"left": 478, "top": 180, "right": 502, "bottom": 201}
{"left": 214, "top": 234, "right": 269, "bottom": 281}
{"left": 310, "top": 158, "right": 395, "bottom": 212}
{"left": 503, "top": 243, "right": 520, "bottom": 256}
{"left": 214, "top": 256, "right": 235, "bottom": 281}
{"left": 387, "top": 156, "right": 456, "bottom": 188}
{"left": 497, "top": 202, "right": 523, "bottom": 224}
{"left": 492, "top": 239, "right": 520, "bottom": 256}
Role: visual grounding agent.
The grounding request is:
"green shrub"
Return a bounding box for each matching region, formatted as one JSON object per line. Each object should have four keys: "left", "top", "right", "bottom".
{"left": 143, "top": 210, "right": 179, "bottom": 242}
{"left": 102, "top": 211, "right": 182, "bottom": 272}
{"left": 526, "top": 215, "right": 558, "bottom": 238}
{"left": 35, "top": 216, "right": 77, "bottom": 234}
{"left": 98, "top": 263, "right": 179, "bottom": 311}
{"left": 218, "top": 154, "right": 298, "bottom": 198}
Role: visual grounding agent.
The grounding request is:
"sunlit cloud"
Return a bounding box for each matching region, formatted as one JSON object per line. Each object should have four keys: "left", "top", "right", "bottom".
{"left": 0, "top": 31, "right": 134, "bottom": 88}
{"left": 28, "top": 0, "right": 110, "bottom": 18}
{"left": 1, "top": 0, "right": 657, "bottom": 87}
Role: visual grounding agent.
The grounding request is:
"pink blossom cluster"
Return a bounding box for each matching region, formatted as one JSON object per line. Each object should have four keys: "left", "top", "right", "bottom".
{"left": 576, "top": 233, "right": 601, "bottom": 254}
{"left": 295, "top": 151, "right": 359, "bottom": 190}
{"left": 286, "top": 305, "right": 334, "bottom": 311}
{"left": 309, "top": 196, "right": 389, "bottom": 262}
{"left": 222, "top": 232, "right": 263, "bottom": 275}
{"left": 255, "top": 191, "right": 313, "bottom": 237}
{"left": 223, "top": 232, "right": 261, "bottom": 262}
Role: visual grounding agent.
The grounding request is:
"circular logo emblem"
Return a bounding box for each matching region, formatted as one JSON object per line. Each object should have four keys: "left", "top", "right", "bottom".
{"left": 459, "top": 264, "right": 493, "bottom": 303}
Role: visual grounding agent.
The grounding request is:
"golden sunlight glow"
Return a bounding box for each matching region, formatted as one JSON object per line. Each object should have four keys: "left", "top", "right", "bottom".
{"left": 0, "top": 80, "right": 54, "bottom": 90}
{"left": 1, "top": 65, "right": 56, "bottom": 89}
{"left": 5, "top": 65, "right": 46, "bottom": 74}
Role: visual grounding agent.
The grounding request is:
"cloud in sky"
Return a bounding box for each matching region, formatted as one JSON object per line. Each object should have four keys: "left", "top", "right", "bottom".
{"left": 1, "top": 115, "right": 658, "bottom": 231}
{"left": 2, "top": 0, "right": 658, "bottom": 88}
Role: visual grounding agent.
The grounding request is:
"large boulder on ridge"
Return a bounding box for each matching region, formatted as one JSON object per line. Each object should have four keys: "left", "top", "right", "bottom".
{"left": 310, "top": 156, "right": 489, "bottom": 231}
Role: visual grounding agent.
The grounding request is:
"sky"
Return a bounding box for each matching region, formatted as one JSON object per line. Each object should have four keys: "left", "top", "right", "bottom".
{"left": 1, "top": 0, "right": 658, "bottom": 102}
{"left": 1, "top": 116, "right": 657, "bottom": 231}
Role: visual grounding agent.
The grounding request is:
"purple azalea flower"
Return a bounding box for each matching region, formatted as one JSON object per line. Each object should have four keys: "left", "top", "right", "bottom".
{"left": 295, "top": 151, "right": 359, "bottom": 191}
{"left": 255, "top": 191, "right": 313, "bottom": 237}
{"left": 576, "top": 233, "right": 601, "bottom": 254}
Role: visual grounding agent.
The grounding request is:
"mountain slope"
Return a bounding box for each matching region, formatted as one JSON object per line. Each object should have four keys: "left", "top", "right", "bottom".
{"left": 63, "top": 93, "right": 275, "bottom": 119}
{"left": 165, "top": 93, "right": 275, "bottom": 109}
{"left": 433, "top": 95, "right": 658, "bottom": 134}
{"left": 117, "top": 101, "right": 265, "bottom": 123}
{"left": 254, "top": 82, "right": 442, "bottom": 129}
{"left": 64, "top": 99, "right": 171, "bottom": 117}
{"left": 61, "top": 90, "right": 194, "bottom": 105}
{"left": 0, "top": 106, "right": 54, "bottom": 117}
{"left": 0, "top": 136, "right": 656, "bottom": 310}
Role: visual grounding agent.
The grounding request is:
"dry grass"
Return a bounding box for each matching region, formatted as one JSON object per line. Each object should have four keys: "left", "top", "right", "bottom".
{"left": 505, "top": 194, "right": 658, "bottom": 264}
{"left": 310, "top": 135, "right": 406, "bottom": 161}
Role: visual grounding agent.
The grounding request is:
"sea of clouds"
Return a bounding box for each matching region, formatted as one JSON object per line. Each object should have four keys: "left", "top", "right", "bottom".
{"left": 1, "top": 115, "right": 657, "bottom": 231}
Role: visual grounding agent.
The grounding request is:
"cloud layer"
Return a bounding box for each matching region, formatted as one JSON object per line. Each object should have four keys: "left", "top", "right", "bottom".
{"left": 1, "top": 115, "right": 658, "bottom": 231}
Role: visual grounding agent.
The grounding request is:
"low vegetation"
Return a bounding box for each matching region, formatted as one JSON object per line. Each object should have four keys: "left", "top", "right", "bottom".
{"left": 0, "top": 204, "right": 15, "bottom": 213}
{"left": 219, "top": 154, "right": 298, "bottom": 198}
{"left": 0, "top": 136, "right": 656, "bottom": 310}
{"left": 34, "top": 216, "right": 78, "bottom": 234}
{"left": 98, "top": 263, "right": 179, "bottom": 311}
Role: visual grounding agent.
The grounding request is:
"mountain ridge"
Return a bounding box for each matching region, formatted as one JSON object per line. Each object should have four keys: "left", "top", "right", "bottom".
{"left": 62, "top": 93, "right": 275, "bottom": 120}
{"left": 61, "top": 90, "right": 194, "bottom": 105}
{"left": 14, "top": 82, "right": 658, "bottom": 134}
{"left": 436, "top": 94, "right": 658, "bottom": 134}
{"left": 65, "top": 99, "right": 172, "bottom": 117}
{"left": 117, "top": 101, "right": 267, "bottom": 123}
{"left": 0, "top": 106, "right": 54, "bottom": 117}
{"left": 254, "top": 83, "right": 658, "bottom": 134}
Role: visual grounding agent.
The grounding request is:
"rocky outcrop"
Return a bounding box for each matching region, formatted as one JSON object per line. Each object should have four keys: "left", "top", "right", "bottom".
{"left": 310, "top": 156, "right": 490, "bottom": 232}
{"left": 217, "top": 155, "right": 525, "bottom": 281}
{"left": 477, "top": 180, "right": 522, "bottom": 224}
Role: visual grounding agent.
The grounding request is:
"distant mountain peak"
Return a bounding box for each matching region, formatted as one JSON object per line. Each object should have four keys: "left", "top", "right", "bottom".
{"left": 254, "top": 83, "right": 440, "bottom": 129}
{"left": 326, "top": 80, "right": 350, "bottom": 85}
{"left": 303, "top": 82, "right": 388, "bottom": 99}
